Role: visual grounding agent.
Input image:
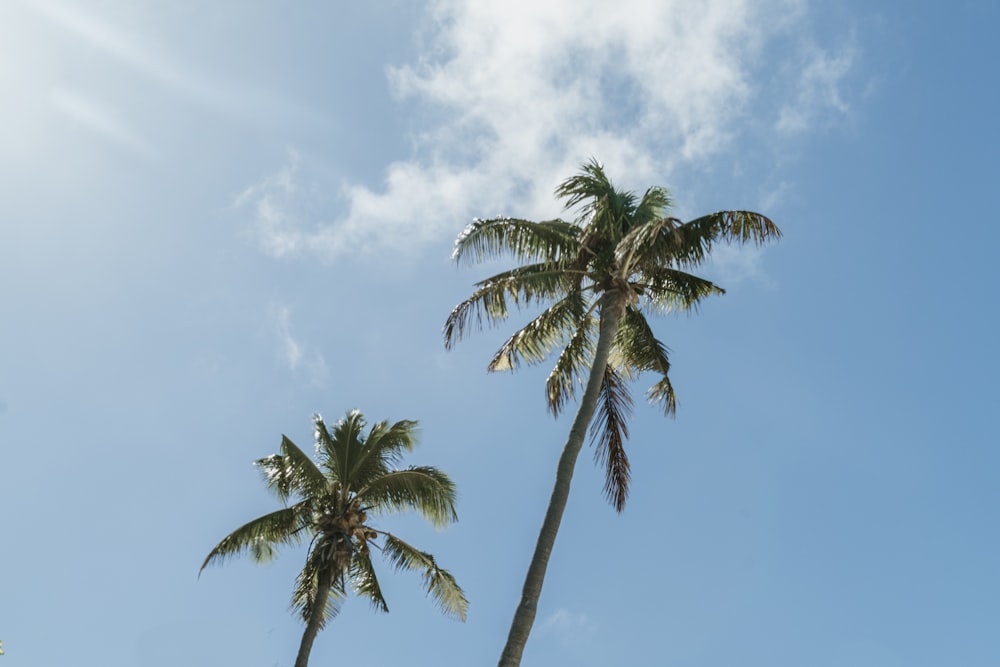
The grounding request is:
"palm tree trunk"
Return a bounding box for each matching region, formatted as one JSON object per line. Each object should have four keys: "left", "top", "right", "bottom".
{"left": 294, "top": 568, "right": 333, "bottom": 667}
{"left": 498, "top": 290, "right": 628, "bottom": 667}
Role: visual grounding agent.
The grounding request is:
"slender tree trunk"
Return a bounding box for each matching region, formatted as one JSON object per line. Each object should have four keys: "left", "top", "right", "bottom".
{"left": 294, "top": 568, "right": 333, "bottom": 667}
{"left": 498, "top": 290, "right": 628, "bottom": 667}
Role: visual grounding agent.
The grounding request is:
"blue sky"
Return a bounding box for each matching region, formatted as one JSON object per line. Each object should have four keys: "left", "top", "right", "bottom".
{"left": 1, "top": 1, "right": 998, "bottom": 665}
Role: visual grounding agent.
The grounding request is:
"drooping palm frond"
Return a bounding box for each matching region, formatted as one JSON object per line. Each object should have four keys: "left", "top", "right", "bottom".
{"left": 613, "top": 306, "right": 677, "bottom": 415}
{"left": 291, "top": 546, "right": 346, "bottom": 627}
{"left": 487, "top": 291, "right": 591, "bottom": 372}
{"left": 380, "top": 533, "right": 468, "bottom": 621}
{"left": 200, "top": 505, "right": 309, "bottom": 571}
{"left": 256, "top": 436, "right": 328, "bottom": 502}
{"left": 665, "top": 210, "right": 781, "bottom": 269}
{"left": 444, "top": 263, "right": 575, "bottom": 348}
{"left": 351, "top": 549, "right": 389, "bottom": 613}
{"left": 545, "top": 308, "right": 597, "bottom": 415}
{"left": 453, "top": 217, "right": 580, "bottom": 265}
{"left": 633, "top": 265, "right": 725, "bottom": 314}
{"left": 361, "top": 466, "right": 458, "bottom": 528}
{"left": 590, "top": 365, "right": 634, "bottom": 512}
{"left": 345, "top": 419, "right": 418, "bottom": 489}
{"left": 200, "top": 502, "right": 312, "bottom": 573}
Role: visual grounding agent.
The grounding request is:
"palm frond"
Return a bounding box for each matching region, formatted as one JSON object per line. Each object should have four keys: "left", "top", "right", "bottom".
{"left": 351, "top": 549, "right": 389, "bottom": 613}
{"left": 200, "top": 502, "right": 311, "bottom": 573}
{"left": 315, "top": 411, "right": 366, "bottom": 486}
{"left": 443, "top": 263, "right": 574, "bottom": 348}
{"left": 545, "top": 309, "right": 597, "bottom": 415}
{"left": 633, "top": 186, "right": 673, "bottom": 227}
{"left": 615, "top": 306, "right": 677, "bottom": 416}
{"left": 487, "top": 291, "right": 590, "bottom": 372}
{"left": 380, "top": 533, "right": 468, "bottom": 621}
{"left": 590, "top": 366, "right": 634, "bottom": 512}
{"left": 554, "top": 158, "right": 615, "bottom": 214}
{"left": 291, "top": 546, "right": 346, "bottom": 627}
{"left": 347, "top": 419, "right": 419, "bottom": 489}
{"left": 669, "top": 210, "right": 781, "bottom": 269}
{"left": 361, "top": 467, "right": 458, "bottom": 528}
{"left": 634, "top": 266, "right": 725, "bottom": 314}
{"left": 452, "top": 217, "right": 580, "bottom": 265}
{"left": 255, "top": 436, "right": 327, "bottom": 502}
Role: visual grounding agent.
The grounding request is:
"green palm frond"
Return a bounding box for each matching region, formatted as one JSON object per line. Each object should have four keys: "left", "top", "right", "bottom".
{"left": 545, "top": 310, "right": 597, "bottom": 415}
{"left": 256, "top": 436, "right": 328, "bottom": 502}
{"left": 291, "top": 547, "right": 346, "bottom": 627}
{"left": 633, "top": 187, "right": 673, "bottom": 227}
{"left": 381, "top": 533, "right": 468, "bottom": 621}
{"left": 351, "top": 550, "right": 389, "bottom": 613}
{"left": 361, "top": 466, "right": 458, "bottom": 528}
{"left": 667, "top": 210, "right": 781, "bottom": 269}
{"left": 487, "top": 292, "right": 590, "bottom": 372}
{"left": 444, "top": 263, "right": 574, "bottom": 348}
{"left": 554, "top": 158, "right": 616, "bottom": 214}
{"left": 590, "top": 365, "right": 634, "bottom": 512}
{"left": 634, "top": 266, "right": 725, "bottom": 314}
{"left": 615, "top": 306, "right": 677, "bottom": 415}
{"left": 453, "top": 217, "right": 580, "bottom": 265}
{"left": 200, "top": 502, "right": 311, "bottom": 573}
{"left": 347, "top": 419, "right": 419, "bottom": 489}
{"left": 315, "top": 411, "right": 366, "bottom": 484}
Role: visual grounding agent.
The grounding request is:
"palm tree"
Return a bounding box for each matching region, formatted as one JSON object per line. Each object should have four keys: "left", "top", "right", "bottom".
{"left": 200, "top": 410, "right": 468, "bottom": 667}
{"left": 444, "top": 159, "right": 781, "bottom": 666}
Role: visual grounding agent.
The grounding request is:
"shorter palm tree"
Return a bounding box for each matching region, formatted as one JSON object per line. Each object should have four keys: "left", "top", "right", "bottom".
{"left": 200, "top": 410, "right": 467, "bottom": 667}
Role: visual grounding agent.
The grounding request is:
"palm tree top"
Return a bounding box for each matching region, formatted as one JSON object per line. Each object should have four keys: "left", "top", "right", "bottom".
{"left": 444, "top": 159, "right": 780, "bottom": 510}
{"left": 201, "top": 410, "right": 467, "bottom": 633}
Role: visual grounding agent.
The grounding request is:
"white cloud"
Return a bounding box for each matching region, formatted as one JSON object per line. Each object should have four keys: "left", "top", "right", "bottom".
{"left": 539, "top": 607, "right": 598, "bottom": 638}
{"left": 237, "top": 0, "right": 856, "bottom": 263}
{"left": 776, "top": 43, "right": 856, "bottom": 134}
{"left": 272, "top": 304, "right": 329, "bottom": 387}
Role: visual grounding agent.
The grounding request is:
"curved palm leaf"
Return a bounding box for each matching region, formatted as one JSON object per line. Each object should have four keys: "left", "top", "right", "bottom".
{"left": 444, "top": 264, "right": 576, "bottom": 347}
{"left": 361, "top": 466, "right": 458, "bottom": 528}
{"left": 453, "top": 217, "right": 580, "bottom": 265}
{"left": 665, "top": 210, "right": 781, "bottom": 269}
{"left": 200, "top": 502, "right": 312, "bottom": 572}
{"left": 347, "top": 418, "right": 418, "bottom": 489}
{"left": 544, "top": 307, "right": 597, "bottom": 415}
{"left": 351, "top": 549, "right": 389, "bottom": 613}
{"left": 614, "top": 306, "right": 678, "bottom": 415}
{"left": 634, "top": 265, "right": 725, "bottom": 314}
{"left": 488, "top": 291, "right": 591, "bottom": 372}
{"left": 256, "top": 436, "right": 328, "bottom": 502}
{"left": 381, "top": 533, "right": 468, "bottom": 621}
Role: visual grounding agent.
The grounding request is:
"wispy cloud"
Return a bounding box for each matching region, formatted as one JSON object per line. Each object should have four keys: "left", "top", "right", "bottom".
{"left": 18, "top": 0, "right": 325, "bottom": 129}
{"left": 237, "top": 0, "right": 858, "bottom": 263}
{"left": 777, "top": 43, "right": 857, "bottom": 134}
{"left": 49, "top": 88, "right": 159, "bottom": 159}
{"left": 539, "top": 607, "right": 598, "bottom": 639}
{"left": 273, "top": 305, "right": 328, "bottom": 387}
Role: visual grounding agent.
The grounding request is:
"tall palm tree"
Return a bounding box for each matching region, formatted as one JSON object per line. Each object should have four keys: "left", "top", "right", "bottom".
{"left": 444, "top": 159, "right": 781, "bottom": 666}
{"left": 200, "top": 410, "right": 468, "bottom": 667}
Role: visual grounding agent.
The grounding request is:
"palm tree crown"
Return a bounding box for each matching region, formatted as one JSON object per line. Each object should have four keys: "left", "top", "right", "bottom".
{"left": 444, "top": 159, "right": 780, "bottom": 666}
{"left": 446, "top": 159, "right": 780, "bottom": 509}
{"left": 201, "top": 410, "right": 467, "bottom": 667}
